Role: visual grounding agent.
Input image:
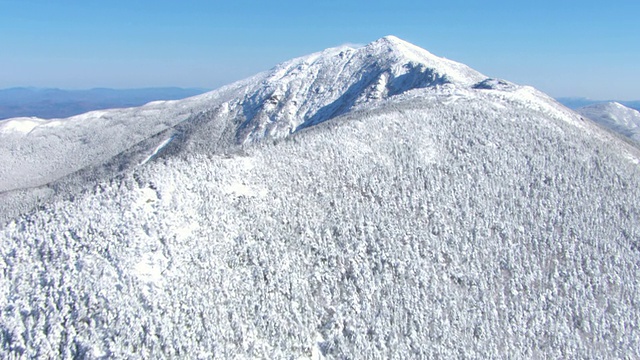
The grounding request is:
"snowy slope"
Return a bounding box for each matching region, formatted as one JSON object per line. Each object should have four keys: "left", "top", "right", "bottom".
{"left": 577, "top": 102, "right": 640, "bottom": 143}
{"left": 0, "top": 80, "right": 252, "bottom": 194}
{"left": 2, "top": 37, "right": 640, "bottom": 358}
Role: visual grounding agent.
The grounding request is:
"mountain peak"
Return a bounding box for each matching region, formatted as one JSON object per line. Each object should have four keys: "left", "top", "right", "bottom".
{"left": 373, "top": 34, "right": 413, "bottom": 47}
{"left": 233, "top": 36, "right": 488, "bottom": 142}
{"left": 611, "top": 101, "right": 626, "bottom": 108}
{"left": 364, "top": 35, "right": 422, "bottom": 57}
{"left": 369, "top": 35, "right": 427, "bottom": 52}
{"left": 380, "top": 34, "right": 403, "bottom": 42}
{"left": 361, "top": 35, "right": 481, "bottom": 80}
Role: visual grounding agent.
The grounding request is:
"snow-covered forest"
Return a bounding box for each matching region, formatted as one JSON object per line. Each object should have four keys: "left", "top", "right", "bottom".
{"left": 2, "top": 90, "right": 640, "bottom": 358}
{"left": 1, "top": 36, "right": 640, "bottom": 358}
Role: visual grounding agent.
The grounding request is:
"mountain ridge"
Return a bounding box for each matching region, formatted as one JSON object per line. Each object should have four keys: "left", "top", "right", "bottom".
{"left": 576, "top": 101, "right": 640, "bottom": 143}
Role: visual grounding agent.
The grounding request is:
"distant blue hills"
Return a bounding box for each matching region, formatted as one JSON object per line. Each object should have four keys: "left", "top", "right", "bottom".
{"left": 0, "top": 87, "right": 209, "bottom": 120}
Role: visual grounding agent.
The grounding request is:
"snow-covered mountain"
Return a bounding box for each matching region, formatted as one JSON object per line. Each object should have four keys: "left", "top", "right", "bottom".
{"left": 577, "top": 101, "right": 640, "bottom": 143}
{"left": 0, "top": 36, "right": 486, "bottom": 195}
{"left": 2, "top": 36, "right": 640, "bottom": 358}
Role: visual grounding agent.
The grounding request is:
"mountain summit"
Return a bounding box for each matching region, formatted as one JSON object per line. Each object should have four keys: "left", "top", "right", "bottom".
{"left": 2, "top": 36, "right": 640, "bottom": 358}
{"left": 226, "top": 35, "right": 488, "bottom": 141}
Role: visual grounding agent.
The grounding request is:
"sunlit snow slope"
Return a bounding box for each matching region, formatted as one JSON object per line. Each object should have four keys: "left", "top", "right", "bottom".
{"left": 2, "top": 36, "right": 640, "bottom": 358}
{"left": 577, "top": 101, "right": 640, "bottom": 143}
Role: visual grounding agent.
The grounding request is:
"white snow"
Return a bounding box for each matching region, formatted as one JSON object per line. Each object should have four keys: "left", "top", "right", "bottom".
{"left": 374, "top": 35, "right": 487, "bottom": 86}
{"left": 135, "top": 187, "right": 158, "bottom": 212}
{"left": 0, "top": 117, "right": 47, "bottom": 134}
{"left": 577, "top": 101, "right": 640, "bottom": 143}
{"left": 133, "top": 251, "right": 167, "bottom": 286}
{"left": 225, "top": 183, "right": 256, "bottom": 197}
{"left": 222, "top": 157, "right": 268, "bottom": 198}
{"left": 139, "top": 136, "right": 174, "bottom": 165}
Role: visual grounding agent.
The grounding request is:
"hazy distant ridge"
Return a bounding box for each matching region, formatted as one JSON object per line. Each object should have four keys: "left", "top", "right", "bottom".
{"left": 557, "top": 97, "right": 640, "bottom": 111}
{"left": 0, "top": 87, "right": 208, "bottom": 119}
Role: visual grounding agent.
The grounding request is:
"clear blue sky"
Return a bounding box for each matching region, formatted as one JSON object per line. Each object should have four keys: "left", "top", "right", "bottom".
{"left": 1, "top": 0, "right": 638, "bottom": 100}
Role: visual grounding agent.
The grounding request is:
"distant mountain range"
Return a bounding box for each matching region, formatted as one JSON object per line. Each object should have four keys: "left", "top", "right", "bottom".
{"left": 557, "top": 97, "right": 640, "bottom": 111}
{"left": 0, "top": 87, "right": 209, "bottom": 120}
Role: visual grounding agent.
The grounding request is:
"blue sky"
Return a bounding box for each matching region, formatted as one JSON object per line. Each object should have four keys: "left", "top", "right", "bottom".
{"left": 1, "top": 0, "right": 638, "bottom": 100}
